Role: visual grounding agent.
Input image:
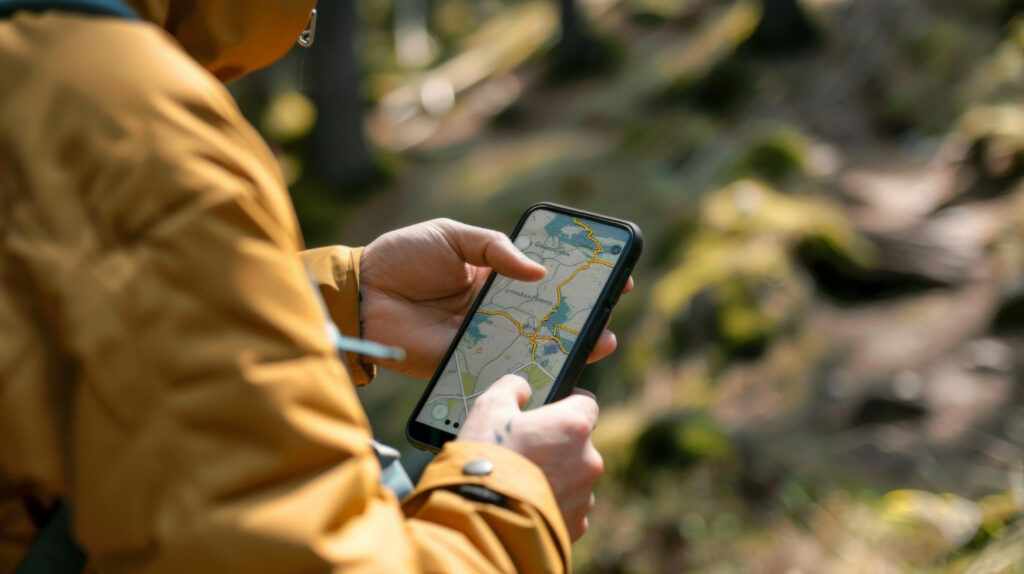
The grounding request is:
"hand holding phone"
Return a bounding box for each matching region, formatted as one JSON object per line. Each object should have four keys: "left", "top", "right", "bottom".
{"left": 458, "top": 374, "right": 603, "bottom": 541}
{"left": 407, "top": 203, "right": 643, "bottom": 451}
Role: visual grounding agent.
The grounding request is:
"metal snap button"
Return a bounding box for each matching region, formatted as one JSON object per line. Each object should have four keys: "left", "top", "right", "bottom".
{"left": 462, "top": 459, "right": 494, "bottom": 476}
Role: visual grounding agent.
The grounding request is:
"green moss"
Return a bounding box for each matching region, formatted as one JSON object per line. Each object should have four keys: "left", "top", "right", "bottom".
{"left": 646, "top": 180, "right": 868, "bottom": 364}
{"left": 731, "top": 126, "right": 811, "bottom": 183}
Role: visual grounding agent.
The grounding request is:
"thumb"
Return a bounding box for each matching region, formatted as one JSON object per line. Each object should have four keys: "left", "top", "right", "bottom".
{"left": 436, "top": 220, "right": 546, "bottom": 282}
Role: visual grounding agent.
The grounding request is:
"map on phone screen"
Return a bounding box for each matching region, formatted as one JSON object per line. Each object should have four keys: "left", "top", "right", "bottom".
{"left": 415, "top": 209, "right": 630, "bottom": 432}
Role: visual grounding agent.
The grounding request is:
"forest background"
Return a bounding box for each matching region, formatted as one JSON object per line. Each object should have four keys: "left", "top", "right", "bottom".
{"left": 231, "top": 0, "right": 1024, "bottom": 571}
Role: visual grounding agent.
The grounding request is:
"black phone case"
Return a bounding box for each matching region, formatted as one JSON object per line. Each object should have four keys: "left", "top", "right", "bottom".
{"left": 406, "top": 202, "right": 644, "bottom": 452}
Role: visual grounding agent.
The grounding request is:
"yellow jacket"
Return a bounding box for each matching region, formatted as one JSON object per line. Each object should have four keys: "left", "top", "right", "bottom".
{"left": 0, "top": 1, "right": 569, "bottom": 571}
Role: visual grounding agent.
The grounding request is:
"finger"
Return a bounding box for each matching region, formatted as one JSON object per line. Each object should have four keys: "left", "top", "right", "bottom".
{"left": 622, "top": 276, "right": 634, "bottom": 294}
{"left": 545, "top": 392, "right": 600, "bottom": 431}
{"left": 478, "top": 374, "right": 532, "bottom": 410}
{"left": 568, "top": 516, "right": 589, "bottom": 542}
{"left": 557, "top": 485, "right": 597, "bottom": 513}
{"left": 437, "top": 220, "right": 546, "bottom": 282}
{"left": 571, "top": 387, "right": 596, "bottom": 401}
{"left": 585, "top": 330, "right": 617, "bottom": 364}
{"left": 583, "top": 441, "right": 604, "bottom": 482}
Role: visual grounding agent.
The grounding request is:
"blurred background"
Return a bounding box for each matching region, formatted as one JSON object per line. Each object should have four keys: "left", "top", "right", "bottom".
{"left": 231, "top": 0, "right": 1024, "bottom": 571}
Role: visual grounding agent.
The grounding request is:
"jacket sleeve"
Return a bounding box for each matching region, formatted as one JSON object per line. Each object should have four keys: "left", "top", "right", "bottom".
{"left": 302, "top": 246, "right": 376, "bottom": 386}
{"left": 13, "top": 17, "right": 570, "bottom": 573}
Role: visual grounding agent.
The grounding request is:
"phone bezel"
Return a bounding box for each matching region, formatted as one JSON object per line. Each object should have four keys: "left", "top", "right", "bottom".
{"left": 406, "top": 202, "right": 643, "bottom": 452}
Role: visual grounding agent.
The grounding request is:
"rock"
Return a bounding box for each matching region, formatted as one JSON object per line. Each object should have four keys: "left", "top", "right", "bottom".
{"left": 730, "top": 125, "right": 813, "bottom": 184}
{"left": 625, "top": 411, "right": 735, "bottom": 488}
{"left": 649, "top": 180, "right": 865, "bottom": 364}
{"left": 798, "top": 199, "right": 1009, "bottom": 301}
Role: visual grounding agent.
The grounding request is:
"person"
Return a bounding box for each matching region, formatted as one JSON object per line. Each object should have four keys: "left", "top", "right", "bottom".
{"left": 0, "top": 1, "right": 630, "bottom": 571}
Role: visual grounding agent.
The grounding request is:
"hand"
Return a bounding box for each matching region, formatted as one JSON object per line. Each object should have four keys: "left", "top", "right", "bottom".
{"left": 360, "top": 218, "right": 632, "bottom": 378}
{"left": 458, "top": 375, "right": 603, "bottom": 541}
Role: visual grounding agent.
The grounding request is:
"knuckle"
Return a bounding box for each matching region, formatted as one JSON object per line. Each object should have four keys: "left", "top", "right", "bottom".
{"left": 585, "top": 453, "right": 605, "bottom": 482}
{"left": 577, "top": 517, "right": 589, "bottom": 538}
{"left": 562, "top": 413, "right": 592, "bottom": 439}
{"left": 571, "top": 394, "right": 599, "bottom": 421}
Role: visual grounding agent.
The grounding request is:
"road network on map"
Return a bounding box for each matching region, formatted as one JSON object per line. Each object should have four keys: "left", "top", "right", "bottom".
{"left": 417, "top": 211, "right": 628, "bottom": 431}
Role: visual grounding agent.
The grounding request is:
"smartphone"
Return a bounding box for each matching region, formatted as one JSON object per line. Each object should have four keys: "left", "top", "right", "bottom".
{"left": 406, "top": 202, "right": 643, "bottom": 452}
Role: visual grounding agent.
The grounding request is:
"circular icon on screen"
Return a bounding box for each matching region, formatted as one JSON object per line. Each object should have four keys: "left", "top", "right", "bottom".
{"left": 610, "top": 245, "right": 622, "bottom": 255}
{"left": 513, "top": 236, "right": 531, "bottom": 251}
{"left": 431, "top": 404, "right": 449, "bottom": 421}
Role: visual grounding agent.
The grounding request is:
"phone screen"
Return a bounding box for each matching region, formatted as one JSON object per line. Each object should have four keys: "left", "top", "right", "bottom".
{"left": 413, "top": 208, "right": 632, "bottom": 433}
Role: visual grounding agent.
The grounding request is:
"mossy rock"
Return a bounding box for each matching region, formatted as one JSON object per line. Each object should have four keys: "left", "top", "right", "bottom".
{"left": 667, "top": 272, "right": 804, "bottom": 360}
{"left": 625, "top": 411, "right": 736, "bottom": 487}
{"left": 730, "top": 125, "right": 812, "bottom": 183}
{"left": 647, "top": 180, "right": 868, "bottom": 362}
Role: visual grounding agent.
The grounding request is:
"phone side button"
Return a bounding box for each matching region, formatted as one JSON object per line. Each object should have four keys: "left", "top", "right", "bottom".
{"left": 609, "top": 268, "right": 633, "bottom": 305}
{"left": 593, "top": 305, "right": 613, "bottom": 340}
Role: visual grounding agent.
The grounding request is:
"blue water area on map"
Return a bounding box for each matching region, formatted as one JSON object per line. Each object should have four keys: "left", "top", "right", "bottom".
{"left": 466, "top": 313, "right": 489, "bottom": 343}
{"left": 541, "top": 342, "right": 560, "bottom": 355}
{"left": 543, "top": 215, "right": 599, "bottom": 251}
{"left": 560, "top": 335, "right": 575, "bottom": 352}
{"left": 544, "top": 296, "right": 572, "bottom": 333}
{"left": 543, "top": 299, "right": 580, "bottom": 354}
{"left": 541, "top": 213, "right": 632, "bottom": 256}
{"left": 543, "top": 215, "right": 571, "bottom": 240}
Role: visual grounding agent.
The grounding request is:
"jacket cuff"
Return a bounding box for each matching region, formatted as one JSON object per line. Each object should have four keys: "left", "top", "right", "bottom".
{"left": 403, "top": 441, "right": 571, "bottom": 560}
{"left": 301, "top": 245, "right": 376, "bottom": 385}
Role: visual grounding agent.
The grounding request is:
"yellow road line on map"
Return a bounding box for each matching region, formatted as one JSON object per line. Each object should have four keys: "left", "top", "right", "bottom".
{"left": 479, "top": 218, "right": 612, "bottom": 362}
{"left": 554, "top": 324, "right": 579, "bottom": 336}
{"left": 477, "top": 309, "right": 529, "bottom": 336}
{"left": 528, "top": 218, "right": 610, "bottom": 360}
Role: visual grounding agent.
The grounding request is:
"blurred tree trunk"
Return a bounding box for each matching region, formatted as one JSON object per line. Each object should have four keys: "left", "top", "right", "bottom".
{"left": 550, "top": 0, "right": 616, "bottom": 81}
{"left": 745, "top": 0, "right": 819, "bottom": 55}
{"left": 311, "top": 1, "right": 376, "bottom": 188}
{"left": 557, "top": 0, "right": 586, "bottom": 64}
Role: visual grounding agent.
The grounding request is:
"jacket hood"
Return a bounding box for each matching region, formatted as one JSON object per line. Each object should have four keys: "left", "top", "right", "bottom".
{"left": 124, "top": 0, "right": 317, "bottom": 82}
